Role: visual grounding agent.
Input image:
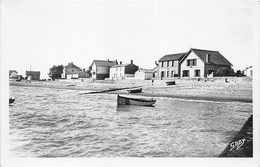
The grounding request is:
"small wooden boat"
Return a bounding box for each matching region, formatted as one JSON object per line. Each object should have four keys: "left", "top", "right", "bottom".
{"left": 117, "top": 94, "right": 156, "bottom": 106}
{"left": 9, "top": 97, "right": 15, "bottom": 104}
{"left": 127, "top": 88, "right": 142, "bottom": 93}
{"left": 166, "top": 81, "right": 176, "bottom": 85}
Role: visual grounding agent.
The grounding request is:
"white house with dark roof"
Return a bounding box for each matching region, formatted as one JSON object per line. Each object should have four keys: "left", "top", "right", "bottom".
{"left": 158, "top": 52, "right": 186, "bottom": 79}
{"left": 134, "top": 68, "right": 154, "bottom": 80}
{"left": 9, "top": 70, "right": 18, "bottom": 78}
{"left": 179, "top": 48, "right": 233, "bottom": 77}
{"left": 62, "top": 62, "right": 81, "bottom": 79}
{"left": 244, "top": 66, "right": 253, "bottom": 77}
{"left": 91, "top": 59, "right": 117, "bottom": 80}
{"left": 110, "top": 60, "right": 138, "bottom": 79}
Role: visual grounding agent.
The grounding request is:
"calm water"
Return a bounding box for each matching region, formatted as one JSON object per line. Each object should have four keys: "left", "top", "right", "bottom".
{"left": 9, "top": 86, "right": 252, "bottom": 157}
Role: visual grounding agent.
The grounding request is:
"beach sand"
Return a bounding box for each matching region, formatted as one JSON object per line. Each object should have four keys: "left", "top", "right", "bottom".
{"left": 10, "top": 77, "right": 252, "bottom": 103}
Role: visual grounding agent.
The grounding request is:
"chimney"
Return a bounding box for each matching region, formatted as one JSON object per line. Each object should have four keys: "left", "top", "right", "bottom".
{"left": 206, "top": 54, "right": 210, "bottom": 63}
{"left": 131, "top": 60, "right": 133, "bottom": 64}
{"left": 107, "top": 59, "right": 109, "bottom": 62}
{"left": 120, "top": 61, "right": 122, "bottom": 65}
{"left": 115, "top": 60, "right": 118, "bottom": 65}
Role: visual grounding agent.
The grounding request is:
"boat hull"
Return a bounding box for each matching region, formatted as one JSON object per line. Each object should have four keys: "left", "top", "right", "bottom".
{"left": 117, "top": 94, "right": 156, "bottom": 106}
{"left": 9, "top": 97, "right": 15, "bottom": 104}
{"left": 166, "top": 81, "right": 176, "bottom": 85}
{"left": 127, "top": 88, "right": 142, "bottom": 93}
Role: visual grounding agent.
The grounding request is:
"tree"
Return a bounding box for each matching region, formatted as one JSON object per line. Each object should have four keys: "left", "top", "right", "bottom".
{"left": 236, "top": 70, "right": 242, "bottom": 77}
{"left": 48, "top": 65, "right": 64, "bottom": 80}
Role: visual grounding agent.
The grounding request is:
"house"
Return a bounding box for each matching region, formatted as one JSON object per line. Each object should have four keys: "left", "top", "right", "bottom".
{"left": 91, "top": 59, "right": 117, "bottom": 80}
{"left": 26, "top": 71, "right": 40, "bottom": 80}
{"left": 179, "top": 48, "right": 233, "bottom": 78}
{"left": 135, "top": 68, "right": 154, "bottom": 80}
{"left": 109, "top": 60, "right": 138, "bottom": 79}
{"left": 110, "top": 60, "right": 139, "bottom": 79}
{"left": 9, "top": 70, "right": 18, "bottom": 78}
{"left": 244, "top": 66, "right": 253, "bottom": 77}
{"left": 78, "top": 69, "right": 91, "bottom": 78}
{"left": 158, "top": 52, "right": 186, "bottom": 79}
{"left": 62, "top": 62, "right": 81, "bottom": 79}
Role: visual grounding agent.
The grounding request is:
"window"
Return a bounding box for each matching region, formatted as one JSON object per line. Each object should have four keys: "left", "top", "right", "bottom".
{"left": 167, "top": 71, "right": 169, "bottom": 77}
{"left": 161, "top": 62, "right": 164, "bottom": 68}
{"left": 183, "top": 70, "right": 189, "bottom": 77}
{"left": 171, "top": 71, "right": 174, "bottom": 77}
{"left": 187, "top": 59, "right": 197, "bottom": 66}
{"left": 116, "top": 68, "right": 118, "bottom": 71}
{"left": 161, "top": 71, "right": 165, "bottom": 78}
{"left": 172, "top": 60, "right": 175, "bottom": 67}
{"left": 167, "top": 61, "right": 169, "bottom": 67}
{"left": 195, "top": 70, "right": 200, "bottom": 77}
{"left": 194, "top": 59, "right": 197, "bottom": 66}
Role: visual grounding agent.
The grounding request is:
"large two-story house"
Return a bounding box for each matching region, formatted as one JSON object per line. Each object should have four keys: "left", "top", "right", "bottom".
{"left": 91, "top": 59, "right": 117, "bottom": 80}
{"left": 110, "top": 60, "right": 139, "bottom": 79}
{"left": 158, "top": 52, "right": 186, "bottom": 79}
{"left": 179, "top": 48, "right": 233, "bottom": 77}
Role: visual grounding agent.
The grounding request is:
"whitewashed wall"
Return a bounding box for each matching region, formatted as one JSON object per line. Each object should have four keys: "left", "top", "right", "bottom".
{"left": 135, "top": 70, "right": 153, "bottom": 80}
{"left": 180, "top": 52, "right": 205, "bottom": 77}
{"left": 110, "top": 67, "right": 125, "bottom": 79}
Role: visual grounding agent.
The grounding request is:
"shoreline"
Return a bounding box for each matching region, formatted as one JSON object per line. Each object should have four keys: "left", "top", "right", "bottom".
{"left": 10, "top": 78, "right": 252, "bottom": 103}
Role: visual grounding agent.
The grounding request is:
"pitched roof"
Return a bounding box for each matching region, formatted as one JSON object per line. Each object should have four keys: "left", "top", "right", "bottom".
{"left": 9, "top": 70, "right": 18, "bottom": 76}
{"left": 65, "top": 62, "right": 80, "bottom": 69}
{"left": 158, "top": 52, "right": 186, "bottom": 62}
{"left": 9, "top": 70, "right": 18, "bottom": 73}
{"left": 111, "top": 63, "right": 130, "bottom": 68}
{"left": 26, "top": 71, "right": 40, "bottom": 75}
{"left": 187, "top": 48, "right": 233, "bottom": 66}
{"left": 92, "top": 60, "right": 116, "bottom": 67}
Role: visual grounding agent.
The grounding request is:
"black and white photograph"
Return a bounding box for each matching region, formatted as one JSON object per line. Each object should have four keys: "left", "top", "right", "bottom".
{"left": 1, "top": 0, "right": 259, "bottom": 167}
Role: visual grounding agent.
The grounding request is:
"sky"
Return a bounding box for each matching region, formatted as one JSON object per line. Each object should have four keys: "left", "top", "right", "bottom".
{"left": 1, "top": 0, "right": 258, "bottom": 79}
